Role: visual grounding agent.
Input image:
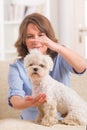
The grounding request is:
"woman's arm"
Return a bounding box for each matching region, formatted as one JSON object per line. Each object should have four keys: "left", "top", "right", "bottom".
{"left": 54, "top": 44, "right": 87, "bottom": 73}
{"left": 30, "top": 35, "right": 87, "bottom": 73}
{"left": 10, "top": 94, "right": 46, "bottom": 110}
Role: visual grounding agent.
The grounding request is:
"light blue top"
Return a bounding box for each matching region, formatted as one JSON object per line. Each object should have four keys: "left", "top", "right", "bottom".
{"left": 8, "top": 54, "right": 81, "bottom": 120}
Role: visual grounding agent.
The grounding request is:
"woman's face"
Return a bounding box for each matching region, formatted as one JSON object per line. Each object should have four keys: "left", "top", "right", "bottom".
{"left": 25, "top": 23, "right": 48, "bottom": 54}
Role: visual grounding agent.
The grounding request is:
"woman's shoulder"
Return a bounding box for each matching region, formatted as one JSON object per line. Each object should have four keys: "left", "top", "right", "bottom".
{"left": 9, "top": 58, "right": 24, "bottom": 68}
{"left": 54, "top": 54, "right": 73, "bottom": 71}
{"left": 9, "top": 58, "right": 26, "bottom": 74}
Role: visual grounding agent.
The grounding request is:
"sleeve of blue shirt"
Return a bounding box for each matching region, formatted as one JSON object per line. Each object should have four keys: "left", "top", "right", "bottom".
{"left": 50, "top": 54, "right": 86, "bottom": 86}
{"left": 8, "top": 60, "right": 32, "bottom": 100}
{"left": 8, "top": 64, "right": 25, "bottom": 98}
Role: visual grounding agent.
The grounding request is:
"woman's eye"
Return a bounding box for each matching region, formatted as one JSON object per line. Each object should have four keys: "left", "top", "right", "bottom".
{"left": 26, "top": 35, "right": 34, "bottom": 39}
{"left": 39, "top": 34, "right": 43, "bottom": 37}
{"left": 39, "top": 32, "right": 45, "bottom": 37}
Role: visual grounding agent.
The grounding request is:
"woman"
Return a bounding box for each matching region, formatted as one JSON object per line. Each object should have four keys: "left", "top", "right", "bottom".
{"left": 8, "top": 13, "right": 87, "bottom": 120}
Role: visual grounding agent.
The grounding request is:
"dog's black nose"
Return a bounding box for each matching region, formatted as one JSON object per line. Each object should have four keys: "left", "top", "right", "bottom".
{"left": 33, "top": 68, "right": 38, "bottom": 71}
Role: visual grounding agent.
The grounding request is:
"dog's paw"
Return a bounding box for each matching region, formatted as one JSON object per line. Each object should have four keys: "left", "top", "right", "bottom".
{"left": 41, "top": 118, "right": 58, "bottom": 126}
{"left": 61, "top": 118, "right": 79, "bottom": 126}
{"left": 36, "top": 119, "right": 42, "bottom": 124}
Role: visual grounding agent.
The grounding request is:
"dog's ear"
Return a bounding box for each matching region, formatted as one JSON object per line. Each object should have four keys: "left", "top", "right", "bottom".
{"left": 24, "top": 54, "right": 30, "bottom": 68}
{"left": 45, "top": 55, "right": 54, "bottom": 71}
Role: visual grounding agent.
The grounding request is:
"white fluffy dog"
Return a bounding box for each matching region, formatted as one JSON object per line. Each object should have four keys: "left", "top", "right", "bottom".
{"left": 24, "top": 49, "right": 87, "bottom": 126}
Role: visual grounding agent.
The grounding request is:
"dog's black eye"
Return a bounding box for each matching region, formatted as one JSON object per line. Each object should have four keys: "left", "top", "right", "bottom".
{"left": 29, "top": 63, "right": 33, "bottom": 66}
{"left": 39, "top": 64, "right": 45, "bottom": 67}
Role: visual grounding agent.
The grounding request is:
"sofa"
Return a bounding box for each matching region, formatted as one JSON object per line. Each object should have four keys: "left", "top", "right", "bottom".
{"left": 0, "top": 60, "right": 87, "bottom": 130}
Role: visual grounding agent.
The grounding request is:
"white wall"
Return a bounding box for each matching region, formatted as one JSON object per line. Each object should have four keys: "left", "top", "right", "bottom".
{"left": 57, "top": 0, "right": 74, "bottom": 47}
{"left": 50, "top": 0, "right": 86, "bottom": 58}
{"left": 50, "top": 0, "right": 75, "bottom": 48}
{"left": 50, "top": 0, "right": 59, "bottom": 38}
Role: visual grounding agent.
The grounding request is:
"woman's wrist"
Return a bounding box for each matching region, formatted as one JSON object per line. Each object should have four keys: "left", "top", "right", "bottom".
{"left": 49, "top": 41, "right": 60, "bottom": 53}
{"left": 54, "top": 43, "right": 64, "bottom": 54}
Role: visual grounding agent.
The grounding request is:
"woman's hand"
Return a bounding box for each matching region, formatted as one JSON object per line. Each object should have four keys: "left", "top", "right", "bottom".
{"left": 25, "top": 93, "right": 47, "bottom": 107}
{"left": 10, "top": 94, "right": 46, "bottom": 109}
{"left": 29, "top": 34, "right": 57, "bottom": 51}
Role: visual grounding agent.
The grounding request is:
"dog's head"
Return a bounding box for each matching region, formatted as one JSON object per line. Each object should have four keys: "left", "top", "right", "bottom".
{"left": 24, "top": 49, "right": 53, "bottom": 81}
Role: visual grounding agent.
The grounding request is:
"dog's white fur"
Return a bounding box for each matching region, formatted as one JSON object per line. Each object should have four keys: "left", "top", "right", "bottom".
{"left": 24, "top": 49, "right": 87, "bottom": 126}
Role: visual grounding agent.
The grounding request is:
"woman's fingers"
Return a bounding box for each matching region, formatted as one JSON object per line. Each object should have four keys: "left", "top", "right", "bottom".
{"left": 24, "top": 94, "right": 46, "bottom": 107}
{"left": 32, "top": 94, "right": 46, "bottom": 106}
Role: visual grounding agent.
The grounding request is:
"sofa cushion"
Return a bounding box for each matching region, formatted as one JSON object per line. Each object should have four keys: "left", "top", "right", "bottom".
{"left": 0, "top": 118, "right": 86, "bottom": 130}
{"left": 0, "top": 60, "right": 21, "bottom": 119}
